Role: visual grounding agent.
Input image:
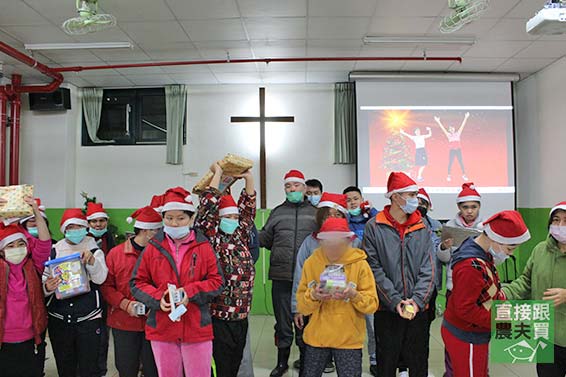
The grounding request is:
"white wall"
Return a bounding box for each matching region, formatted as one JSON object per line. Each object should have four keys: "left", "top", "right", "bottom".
{"left": 515, "top": 56, "right": 566, "bottom": 208}
{"left": 20, "top": 84, "right": 355, "bottom": 208}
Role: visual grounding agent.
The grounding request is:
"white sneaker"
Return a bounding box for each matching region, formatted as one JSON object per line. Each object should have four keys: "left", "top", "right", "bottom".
{"left": 399, "top": 372, "right": 409, "bottom": 377}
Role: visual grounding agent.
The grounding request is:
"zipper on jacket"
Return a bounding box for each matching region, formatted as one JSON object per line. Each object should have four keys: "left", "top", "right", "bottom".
{"left": 190, "top": 253, "right": 197, "bottom": 279}
{"left": 401, "top": 235, "right": 407, "bottom": 298}
{"left": 175, "top": 244, "right": 181, "bottom": 285}
{"left": 292, "top": 204, "right": 299, "bottom": 277}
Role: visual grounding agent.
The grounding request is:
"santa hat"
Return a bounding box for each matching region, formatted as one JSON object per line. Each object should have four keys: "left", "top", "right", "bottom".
{"left": 457, "top": 182, "right": 481, "bottom": 204}
{"left": 160, "top": 187, "right": 195, "bottom": 213}
{"left": 20, "top": 198, "right": 48, "bottom": 224}
{"left": 417, "top": 188, "right": 433, "bottom": 210}
{"left": 0, "top": 224, "right": 27, "bottom": 250}
{"left": 318, "top": 192, "right": 348, "bottom": 215}
{"left": 150, "top": 194, "right": 164, "bottom": 212}
{"left": 127, "top": 206, "right": 163, "bottom": 230}
{"left": 284, "top": 170, "right": 305, "bottom": 185}
{"left": 219, "top": 195, "right": 239, "bottom": 217}
{"left": 550, "top": 202, "right": 566, "bottom": 217}
{"left": 317, "top": 217, "right": 354, "bottom": 240}
{"left": 385, "top": 172, "right": 419, "bottom": 199}
{"left": 59, "top": 208, "right": 88, "bottom": 233}
{"left": 483, "top": 210, "right": 531, "bottom": 245}
{"left": 86, "top": 202, "right": 109, "bottom": 221}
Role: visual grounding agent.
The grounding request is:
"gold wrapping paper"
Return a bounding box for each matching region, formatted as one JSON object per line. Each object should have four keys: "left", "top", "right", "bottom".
{"left": 193, "top": 154, "right": 253, "bottom": 194}
{"left": 0, "top": 184, "right": 34, "bottom": 218}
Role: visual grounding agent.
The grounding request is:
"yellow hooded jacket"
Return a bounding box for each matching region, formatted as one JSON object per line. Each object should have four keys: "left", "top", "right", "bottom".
{"left": 297, "top": 247, "right": 378, "bottom": 349}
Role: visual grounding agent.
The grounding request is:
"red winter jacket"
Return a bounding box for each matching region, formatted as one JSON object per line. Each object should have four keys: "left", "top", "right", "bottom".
{"left": 130, "top": 230, "right": 223, "bottom": 343}
{"left": 101, "top": 239, "right": 147, "bottom": 332}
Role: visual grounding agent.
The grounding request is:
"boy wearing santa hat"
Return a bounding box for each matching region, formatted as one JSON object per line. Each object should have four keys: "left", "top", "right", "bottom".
{"left": 442, "top": 210, "right": 530, "bottom": 377}
{"left": 363, "top": 172, "right": 435, "bottom": 377}
{"left": 101, "top": 206, "right": 162, "bottom": 377}
{"left": 194, "top": 162, "right": 257, "bottom": 377}
{"left": 43, "top": 208, "right": 108, "bottom": 377}
{"left": 259, "top": 169, "right": 317, "bottom": 377}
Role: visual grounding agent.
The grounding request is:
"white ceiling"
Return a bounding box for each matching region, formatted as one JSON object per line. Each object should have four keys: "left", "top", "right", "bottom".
{"left": 0, "top": 0, "right": 561, "bottom": 86}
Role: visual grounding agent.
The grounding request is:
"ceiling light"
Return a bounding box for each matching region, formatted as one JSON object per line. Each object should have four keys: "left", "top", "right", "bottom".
{"left": 24, "top": 42, "right": 133, "bottom": 51}
{"left": 363, "top": 36, "right": 476, "bottom": 45}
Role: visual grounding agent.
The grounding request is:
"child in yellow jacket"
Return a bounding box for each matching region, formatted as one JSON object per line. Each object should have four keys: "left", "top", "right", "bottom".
{"left": 297, "top": 217, "right": 378, "bottom": 377}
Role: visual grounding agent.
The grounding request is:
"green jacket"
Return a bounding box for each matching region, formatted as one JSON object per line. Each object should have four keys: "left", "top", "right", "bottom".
{"left": 503, "top": 237, "right": 566, "bottom": 347}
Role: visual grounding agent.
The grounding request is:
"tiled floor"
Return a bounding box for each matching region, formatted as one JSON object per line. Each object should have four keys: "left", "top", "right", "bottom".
{"left": 44, "top": 316, "right": 537, "bottom": 377}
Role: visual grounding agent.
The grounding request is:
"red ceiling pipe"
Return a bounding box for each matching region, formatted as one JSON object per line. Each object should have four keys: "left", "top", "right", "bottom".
{"left": 9, "top": 74, "right": 21, "bottom": 185}
{"left": 53, "top": 56, "right": 462, "bottom": 73}
{"left": 0, "top": 41, "right": 63, "bottom": 94}
{"left": 0, "top": 92, "right": 7, "bottom": 186}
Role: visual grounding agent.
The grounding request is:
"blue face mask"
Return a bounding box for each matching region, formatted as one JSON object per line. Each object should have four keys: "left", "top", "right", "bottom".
{"left": 400, "top": 197, "right": 419, "bottom": 215}
{"left": 164, "top": 225, "right": 190, "bottom": 240}
{"left": 65, "top": 228, "right": 88, "bottom": 244}
{"left": 286, "top": 191, "right": 304, "bottom": 204}
{"left": 89, "top": 228, "right": 107, "bottom": 238}
{"left": 219, "top": 218, "right": 239, "bottom": 235}
{"left": 27, "top": 227, "right": 39, "bottom": 238}
{"left": 349, "top": 207, "right": 362, "bottom": 216}
{"left": 308, "top": 195, "right": 322, "bottom": 207}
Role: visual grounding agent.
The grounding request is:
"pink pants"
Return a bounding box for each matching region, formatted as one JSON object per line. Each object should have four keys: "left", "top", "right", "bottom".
{"left": 151, "top": 340, "right": 212, "bottom": 377}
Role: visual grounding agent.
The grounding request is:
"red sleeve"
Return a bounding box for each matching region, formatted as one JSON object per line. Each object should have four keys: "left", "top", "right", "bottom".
{"left": 184, "top": 243, "right": 224, "bottom": 305}
{"left": 130, "top": 246, "right": 162, "bottom": 310}
{"left": 238, "top": 188, "right": 257, "bottom": 235}
{"left": 195, "top": 188, "right": 221, "bottom": 239}
{"left": 100, "top": 249, "right": 127, "bottom": 309}
{"left": 451, "top": 262, "right": 492, "bottom": 330}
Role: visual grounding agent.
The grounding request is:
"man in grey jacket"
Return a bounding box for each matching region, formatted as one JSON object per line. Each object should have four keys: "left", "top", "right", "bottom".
{"left": 259, "top": 169, "right": 317, "bottom": 377}
{"left": 363, "top": 172, "right": 435, "bottom": 377}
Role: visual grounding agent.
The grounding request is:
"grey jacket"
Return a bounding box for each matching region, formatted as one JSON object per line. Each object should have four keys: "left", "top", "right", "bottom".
{"left": 259, "top": 199, "right": 317, "bottom": 281}
{"left": 363, "top": 211, "right": 435, "bottom": 312}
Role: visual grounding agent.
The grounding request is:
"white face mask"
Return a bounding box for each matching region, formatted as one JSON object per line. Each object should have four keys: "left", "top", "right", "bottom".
{"left": 4, "top": 246, "right": 28, "bottom": 265}
{"left": 550, "top": 225, "right": 566, "bottom": 244}
{"left": 489, "top": 243, "right": 509, "bottom": 266}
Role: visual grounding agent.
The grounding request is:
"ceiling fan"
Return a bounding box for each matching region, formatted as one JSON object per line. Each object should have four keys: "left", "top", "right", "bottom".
{"left": 440, "top": 0, "right": 489, "bottom": 33}
{"left": 62, "top": 0, "right": 117, "bottom": 36}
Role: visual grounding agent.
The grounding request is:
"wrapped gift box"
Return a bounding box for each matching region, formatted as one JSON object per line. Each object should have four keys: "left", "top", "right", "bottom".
{"left": 0, "top": 184, "right": 34, "bottom": 218}
{"left": 193, "top": 154, "right": 253, "bottom": 194}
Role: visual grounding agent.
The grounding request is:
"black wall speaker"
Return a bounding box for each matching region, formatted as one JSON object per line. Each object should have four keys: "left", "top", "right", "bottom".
{"left": 29, "top": 88, "right": 71, "bottom": 111}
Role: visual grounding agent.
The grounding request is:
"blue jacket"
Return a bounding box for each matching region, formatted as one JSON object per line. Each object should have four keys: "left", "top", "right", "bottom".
{"left": 348, "top": 207, "right": 379, "bottom": 240}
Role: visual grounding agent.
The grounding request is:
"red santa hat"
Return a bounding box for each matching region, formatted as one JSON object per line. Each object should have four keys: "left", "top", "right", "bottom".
{"left": 483, "top": 210, "right": 531, "bottom": 245}
{"left": 219, "top": 195, "right": 239, "bottom": 217}
{"left": 60, "top": 208, "right": 89, "bottom": 233}
{"left": 317, "top": 217, "right": 354, "bottom": 240}
{"left": 417, "top": 188, "right": 433, "bottom": 210}
{"left": 550, "top": 201, "right": 566, "bottom": 217}
{"left": 160, "top": 187, "right": 195, "bottom": 213}
{"left": 150, "top": 194, "right": 164, "bottom": 212}
{"left": 0, "top": 224, "right": 28, "bottom": 250}
{"left": 385, "top": 172, "right": 419, "bottom": 199}
{"left": 284, "top": 170, "right": 305, "bottom": 185}
{"left": 20, "top": 198, "right": 48, "bottom": 224}
{"left": 457, "top": 182, "right": 481, "bottom": 204}
{"left": 127, "top": 206, "right": 163, "bottom": 230}
{"left": 86, "top": 202, "right": 109, "bottom": 221}
{"left": 318, "top": 192, "right": 348, "bottom": 215}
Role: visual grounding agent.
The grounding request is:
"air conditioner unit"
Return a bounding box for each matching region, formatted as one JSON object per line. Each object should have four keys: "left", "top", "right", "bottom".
{"left": 527, "top": 3, "right": 566, "bottom": 35}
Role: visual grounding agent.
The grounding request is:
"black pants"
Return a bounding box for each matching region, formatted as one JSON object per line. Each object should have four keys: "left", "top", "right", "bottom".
{"left": 272, "top": 280, "right": 300, "bottom": 350}
{"left": 213, "top": 318, "right": 249, "bottom": 377}
{"left": 537, "top": 344, "right": 566, "bottom": 377}
{"left": 374, "top": 311, "right": 429, "bottom": 377}
{"left": 0, "top": 334, "right": 46, "bottom": 377}
{"left": 112, "top": 328, "right": 158, "bottom": 377}
{"left": 303, "top": 345, "right": 361, "bottom": 377}
{"left": 448, "top": 148, "right": 465, "bottom": 174}
{"left": 96, "top": 305, "right": 109, "bottom": 377}
{"left": 49, "top": 317, "right": 102, "bottom": 377}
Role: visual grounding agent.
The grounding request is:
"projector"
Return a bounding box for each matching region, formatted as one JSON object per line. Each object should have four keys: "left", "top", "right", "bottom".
{"left": 527, "top": 2, "right": 566, "bottom": 35}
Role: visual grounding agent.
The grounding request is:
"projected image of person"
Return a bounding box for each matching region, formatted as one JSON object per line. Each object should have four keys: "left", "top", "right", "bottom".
{"left": 434, "top": 112, "right": 470, "bottom": 182}
{"left": 400, "top": 127, "right": 432, "bottom": 182}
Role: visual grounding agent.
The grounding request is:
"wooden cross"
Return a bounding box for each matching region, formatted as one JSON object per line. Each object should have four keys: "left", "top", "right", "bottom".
{"left": 231, "top": 87, "right": 295, "bottom": 209}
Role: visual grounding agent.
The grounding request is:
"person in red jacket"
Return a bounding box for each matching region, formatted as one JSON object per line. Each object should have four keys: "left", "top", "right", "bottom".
{"left": 101, "top": 206, "right": 162, "bottom": 377}
{"left": 442, "top": 210, "right": 531, "bottom": 377}
{"left": 0, "top": 197, "right": 51, "bottom": 377}
{"left": 131, "top": 187, "right": 223, "bottom": 377}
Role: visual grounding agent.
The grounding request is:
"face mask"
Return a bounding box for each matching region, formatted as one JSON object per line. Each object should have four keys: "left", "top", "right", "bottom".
{"left": 164, "top": 225, "right": 190, "bottom": 240}
{"left": 308, "top": 195, "right": 322, "bottom": 207}
{"left": 489, "top": 243, "right": 509, "bottom": 265}
{"left": 399, "top": 197, "right": 419, "bottom": 215}
{"left": 349, "top": 207, "right": 362, "bottom": 216}
{"left": 89, "top": 228, "right": 107, "bottom": 238}
{"left": 219, "top": 218, "right": 239, "bottom": 235}
{"left": 65, "top": 228, "right": 88, "bottom": 245}
{"left": 418, "top": 206, "right": 428, "bottom": 217}
{"left": 550, "top": 225, "right": 566, "bottom": 244}
{"left": 286, "top": 191, "right": 304, "bottom": 204}
{"left": 4, "top": 246, "right": 28, "bottom": 265}
{"left": 27, "top": 227, "right": 39, "bottom": 238}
